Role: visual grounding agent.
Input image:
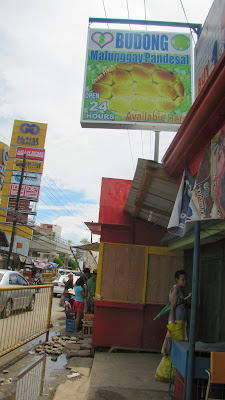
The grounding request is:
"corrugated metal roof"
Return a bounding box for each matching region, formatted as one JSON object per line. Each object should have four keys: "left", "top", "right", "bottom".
{"left": 124, "top": 158, "right": 178, "bottom": 228}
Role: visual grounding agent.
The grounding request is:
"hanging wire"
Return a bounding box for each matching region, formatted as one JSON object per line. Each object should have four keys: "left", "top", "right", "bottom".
{"left": 141, "top": 131, "right": 144, "bottom": 158}
{"left": 143, "top": 0, "right": 147, "bottom": 31}
{"left": 102, "top": 0, "right": 109, "bottom": 29}
{"left": 125, "top": 0, "right": 131, "bottom": 29}
{"left": 127, "top": 130, "right": 135, "bottom": 171}
{"left": 179, "top": 0, "right": 196, "bottom": 45}
{"left": 150, "top": 131, "right": 152, "bottom": 160}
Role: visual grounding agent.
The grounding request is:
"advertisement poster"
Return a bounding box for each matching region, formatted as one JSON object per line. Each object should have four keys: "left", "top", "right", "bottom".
{"left": 81, "top": 28, "right": 192, "bottom": 131}
{"left": 9, "top": 184, "right": 40, "bottom": 200}
{"left": 15, "top": 147, "right": 45, "bottom": 161}
{"left": 192, "top": 124, "right": 225, "bottom": 219}
{"left": 13, "top": 159, "right": 44, "bottom": 173}
{"left": 11, "top": 171, "right": 42, "bottom": 187}
{"left": 195, "top": 0, "right": 225, "bottom": 97}
{"left": 10, "top": 120, "right": 47, "bottom": 149}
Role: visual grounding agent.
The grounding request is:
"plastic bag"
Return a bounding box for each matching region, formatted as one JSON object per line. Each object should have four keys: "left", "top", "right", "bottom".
{"left": 161, "top": 332, "right": 172, "bottom": 355}
{"left": 155, "top": 355, "right": 176, "bottom": 383}
{"left": 167, "top": 320, "right": 185, "bottom": 340}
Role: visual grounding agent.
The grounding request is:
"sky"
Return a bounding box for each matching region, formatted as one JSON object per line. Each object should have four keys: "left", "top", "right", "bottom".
{"left": 0, "top": 0, "right": 214, "bottom": 245}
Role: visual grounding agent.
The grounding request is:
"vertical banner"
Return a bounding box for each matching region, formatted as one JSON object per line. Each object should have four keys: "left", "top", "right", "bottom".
{"left": 81, "top": 28, "right": 192, "bottom": 131}
{"left": 168, "top": 169, "right": 199, "bottom": 237}
{"left": 192, "top": 124, "right": 225, "bottom": 219}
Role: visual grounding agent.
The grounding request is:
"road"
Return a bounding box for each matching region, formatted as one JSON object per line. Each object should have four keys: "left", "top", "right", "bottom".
{"left": 50, "top": 295, "right": 67, "bottom": 331}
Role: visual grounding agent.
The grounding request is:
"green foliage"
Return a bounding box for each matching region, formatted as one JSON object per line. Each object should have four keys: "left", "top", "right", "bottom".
{"left": 53, "top": 256, "right": 63, "bottom": 267}
{"left": 68, "top": 258, "right": 77, "bottom": 269}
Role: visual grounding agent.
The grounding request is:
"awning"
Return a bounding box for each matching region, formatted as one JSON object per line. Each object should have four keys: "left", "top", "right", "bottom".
{"left": 124, "top": 159, "right": 178, "bottom": 228}
{"left": 72, "top": 242, "right": 100, "bottom": 252}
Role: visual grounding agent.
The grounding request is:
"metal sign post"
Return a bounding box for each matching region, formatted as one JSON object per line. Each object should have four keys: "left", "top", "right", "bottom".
{"left": 7, "top": 154, "right": 26, "bottom": 269}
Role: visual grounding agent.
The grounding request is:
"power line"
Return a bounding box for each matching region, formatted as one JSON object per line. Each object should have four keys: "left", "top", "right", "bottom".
{"left": 179, "top": 0, "right": 196, "bottom": 44}
{"left": 125, "top": 0, "right": 131, "bottom": 29}
{"left": 102, "top": 0, "right": 109, "bottom": 29}
{"left": 143, "top": 0, "right": 148, "bottom": 31}
{"left": 127, "top": 130, "right": 135, "bottom": 172}
{"left": 141, "top": 131, "right": 144, "bottom": 158}
{"left": 42, "top": 170, "right": 94, "bottom": 222}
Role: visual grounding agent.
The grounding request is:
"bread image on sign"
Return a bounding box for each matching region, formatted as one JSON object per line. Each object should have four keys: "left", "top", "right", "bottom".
{"left": 92, "top": 63, "right": 184, "bottom": 116}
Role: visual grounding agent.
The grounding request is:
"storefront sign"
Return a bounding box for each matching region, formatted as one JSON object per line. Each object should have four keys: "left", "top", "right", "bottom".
{"left": 11, "top": 171, "right": 42, "bottom": 186}
{"left": 9, "top": 184, "right": 40, "bottom": 200}
{"left": 195, "top": 0, "right": 225, "bottom": 97}
{"left": 15, "top": 147, "right": 45, "bottom": 161}
{"left": 81, "top": 28, "right": 192, "bottom": 131}
{"left": 10, "top": 120, "right": 47, "bottom": 148}
{"left": 13, "top": 158, "right": 44, "bottom": 173}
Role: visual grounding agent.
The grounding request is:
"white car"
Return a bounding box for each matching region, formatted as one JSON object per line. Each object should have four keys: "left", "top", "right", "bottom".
{"left": 0, "top": 269, "right": 36, "bottom": 318}
{"left": 52, "top": 274, "right": 79, "bottom": 297}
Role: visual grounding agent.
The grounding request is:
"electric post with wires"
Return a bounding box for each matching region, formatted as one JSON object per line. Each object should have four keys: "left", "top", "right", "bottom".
{"left": 7, "top": 153, "right": 26, "bottom": 269}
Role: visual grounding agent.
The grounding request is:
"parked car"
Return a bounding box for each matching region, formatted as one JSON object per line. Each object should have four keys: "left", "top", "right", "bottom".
{"left": 0, "top": 269, "right": 36, "bottom": 318}
{"left": 52, "top": 274, "right": 79, "bottom": 297}
{"left": 57, "top": 269, "right": 80, "bottom": 276}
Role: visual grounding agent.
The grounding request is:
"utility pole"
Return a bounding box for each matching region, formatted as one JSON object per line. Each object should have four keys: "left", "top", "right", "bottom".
{"left": 7, "top": 154, "right": 26, "bottom": 269}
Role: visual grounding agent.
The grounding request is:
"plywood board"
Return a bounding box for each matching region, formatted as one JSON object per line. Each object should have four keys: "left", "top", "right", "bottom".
{"left": 100, "top": 244, "right": 145, "bottom": 302}
{"left": 146, "top": 254, "right": 183, "bottom": 303}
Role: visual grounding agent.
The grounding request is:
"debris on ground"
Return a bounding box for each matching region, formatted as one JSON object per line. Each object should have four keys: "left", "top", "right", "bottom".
{"left": 34, "top": 333, "right": 93, "bottom": 360}
{"left": 66, "top": 372, "right": 81, "bottom": 379}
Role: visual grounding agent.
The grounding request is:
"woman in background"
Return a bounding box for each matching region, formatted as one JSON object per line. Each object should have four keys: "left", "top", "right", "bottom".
{"left": 74, "top": 277, "right": 87, "bottom": 333}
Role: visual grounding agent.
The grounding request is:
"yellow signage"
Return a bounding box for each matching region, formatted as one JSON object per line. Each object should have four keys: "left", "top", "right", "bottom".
{"left": 13, "top": 158, "right": 44, "bottom": 173}
{"left": 10, "top": 120, "right": 47, "bottom": 149}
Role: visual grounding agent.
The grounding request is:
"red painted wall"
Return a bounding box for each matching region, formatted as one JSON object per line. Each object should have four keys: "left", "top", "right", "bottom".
{"left": 98, "top": 177, "right": 167, "bottom": 246}
{"left": 101, "top": 220, "right": 166, "bottom": 246}
{"left": 92, "top": 301, "right": 167, "bottom": 350}
{"left": 99, "top": 177, "right": 132, "bottom": 225}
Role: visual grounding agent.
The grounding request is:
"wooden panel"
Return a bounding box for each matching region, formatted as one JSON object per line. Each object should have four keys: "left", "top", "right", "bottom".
{"left": 127, "top": 246, "right": 145, "bottom": 302}
{"left": 146, "top": 254, "right": 183, "bottom": 304}
{"left": 100, "top": 243, "right": 145, "bottom": 302}
{"left": 101, "top": 244, "right": 117, "bottom": 299}
{"left": 114, "top": 246, "right": 129, "bottom": 300}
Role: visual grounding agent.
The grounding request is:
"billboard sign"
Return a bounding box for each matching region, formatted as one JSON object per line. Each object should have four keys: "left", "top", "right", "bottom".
{"left": 13, "top": 159, "right": 44, "bottom": 173}
{"left": 10, "top": 120, "right": 47, "bottom": 148}
{"left": 15, "top": 147, "right": 45, "bottom": 161}
{"left": 81, "top": 28, "right": 192, "bottom": 131}
{"left": 11, "top": 171, "right": 42, "bottom": 187}
{"left": 9, "top": 184, "right": 40, "bottom": 200}
{"left": 195, "top": 0, "right": 225, "bottom": 97}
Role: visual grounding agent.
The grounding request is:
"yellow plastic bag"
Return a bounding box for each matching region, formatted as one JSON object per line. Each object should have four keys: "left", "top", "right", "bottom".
{"left": 161, "top": 331, "right": 172, "bottom": 355}
{"left": 167, "top": 320, "right": 185, "bottom": 340}
{"left": 155, "top": 355, "right": 176, "bottom": 383}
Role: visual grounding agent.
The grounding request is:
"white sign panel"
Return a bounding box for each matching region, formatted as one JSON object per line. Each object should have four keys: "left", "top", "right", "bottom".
{"left": 10, "top": 184, "right": 40, "bottom": 200}
{"left": 81, "top": 28, "right": 192, "bottom": 131}
{"left": 11, "top": 171, "right": 42, "bottom": 187}
{"left": 15, "top": 146, "right": 45, "bottom": 161}
{"left": 195, "top": 0, "right": 225, "bottom": 97}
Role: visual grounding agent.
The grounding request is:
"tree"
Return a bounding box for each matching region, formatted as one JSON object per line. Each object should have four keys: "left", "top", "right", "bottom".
{"left": 68, "top": 258, "right": 77, "bottom": 269}
{"left": 53, "top": 256, "right": 63, "bottom": 267}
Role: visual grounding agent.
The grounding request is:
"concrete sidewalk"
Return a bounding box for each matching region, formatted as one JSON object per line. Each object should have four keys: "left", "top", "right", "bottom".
{"left": 86, "top": 352, "right": 170, "bottom": 400}
{"left": 53, "top": 350, "right": 170, "bottom": 400}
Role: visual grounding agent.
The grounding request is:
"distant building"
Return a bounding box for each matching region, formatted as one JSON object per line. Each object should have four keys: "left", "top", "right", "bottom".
{"left": 39, "top": 224, "right": 62, "bottom": 239}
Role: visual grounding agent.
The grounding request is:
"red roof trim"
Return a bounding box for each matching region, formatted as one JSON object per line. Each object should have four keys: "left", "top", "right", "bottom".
{"left": 162, "top": 52, "right": 225, "bottom": 177}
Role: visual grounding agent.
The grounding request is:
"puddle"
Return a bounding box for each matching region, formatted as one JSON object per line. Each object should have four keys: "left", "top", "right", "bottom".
{"left": 0, "top": 352, "right": 68, "bottom": 400}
